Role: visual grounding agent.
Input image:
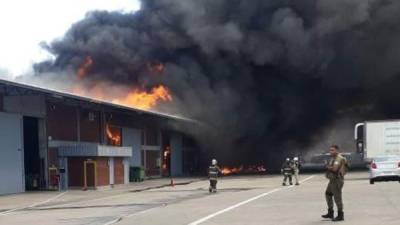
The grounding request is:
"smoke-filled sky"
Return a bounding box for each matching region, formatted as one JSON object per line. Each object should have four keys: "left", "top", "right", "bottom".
{"left": 7, "top": 0, "right": 400, "bottom": 165}
{"left": 0, "top": 0, "right": 140, "bottom": 76}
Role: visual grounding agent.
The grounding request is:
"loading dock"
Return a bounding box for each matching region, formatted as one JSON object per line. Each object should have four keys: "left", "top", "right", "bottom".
{"left": 0, "top": 79, "right": 199, "bottom": 195}
{"left": 23, "top": 116, "right": 41, "bottom": 190}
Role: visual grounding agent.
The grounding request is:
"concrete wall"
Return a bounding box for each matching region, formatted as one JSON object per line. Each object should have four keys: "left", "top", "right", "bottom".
{"left": 122, "top": 128, "right": 142, "bottom": 167}
{"left": 170, "top": 133, "right": 183, "bottom": 176}
{"left": 109, "top": 158, "right": 114, "bottom": 185}
{"left": 123, "top": 158, "right": 129, "bottom": 184}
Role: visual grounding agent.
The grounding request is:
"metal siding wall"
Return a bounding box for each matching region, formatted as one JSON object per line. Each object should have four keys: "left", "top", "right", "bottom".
{"left": 0, "top": 112, "right": 24, "bottom": 194}
{"left": 79, "top": 109, "right": 101, "bottom": 143}
{"left": 122, "top": 128, "right": 142, "bottom": 167}
{"left": 171, "top": 133, "right": 183, "bottom": 176}
{"left": 3, "top": 96, "right": 46, "bottom": 118}
{"left": 47, "top": 103, "right": 78, "bottom": 141}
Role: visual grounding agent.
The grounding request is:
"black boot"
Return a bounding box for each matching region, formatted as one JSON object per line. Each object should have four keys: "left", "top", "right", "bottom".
{"left": 321, "top": 210, "right": 334, "bottom": 219}
{"left": 333, "top": 211, "right": 344, "bottom": 221}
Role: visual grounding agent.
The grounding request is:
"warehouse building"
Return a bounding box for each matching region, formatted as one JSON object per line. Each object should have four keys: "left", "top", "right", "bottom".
{"left": 0, "top": 79, "right": 199, "bottom": 195}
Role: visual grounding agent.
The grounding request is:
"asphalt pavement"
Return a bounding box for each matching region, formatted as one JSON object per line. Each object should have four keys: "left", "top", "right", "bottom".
{"left": 0, "top": 172, "right": 399, "bottom": 225}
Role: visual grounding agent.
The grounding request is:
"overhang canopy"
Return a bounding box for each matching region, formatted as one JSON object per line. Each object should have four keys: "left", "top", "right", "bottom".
{"left": 58, "top": 143, "right": 132, "bottom": 157}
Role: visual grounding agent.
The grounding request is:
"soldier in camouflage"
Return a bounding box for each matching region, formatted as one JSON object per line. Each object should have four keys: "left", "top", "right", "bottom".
{"left": 321, "top": 145, "right": 348, "bottom": 222}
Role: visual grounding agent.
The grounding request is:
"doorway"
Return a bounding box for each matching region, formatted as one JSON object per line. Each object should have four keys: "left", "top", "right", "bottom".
{"left": 84, "top": 160, "right": 96, "bottom": 189}
{"left": 23, "top": 117, "right": 41, "bottom": 191}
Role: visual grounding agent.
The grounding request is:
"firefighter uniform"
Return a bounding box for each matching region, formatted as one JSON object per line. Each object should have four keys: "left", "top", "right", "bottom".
{"left": 293, "top": 157, "right": 300, "bottom": 185}
{"left": 208, "top": 159, "right": 222, "bottom": 193}
{"left": 281, "top": 159, "right": 294, "bottom": 186}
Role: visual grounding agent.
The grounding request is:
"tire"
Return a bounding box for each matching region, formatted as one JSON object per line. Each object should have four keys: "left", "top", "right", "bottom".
{"left": 370, "top": 179, "right": 375, "bottom": 184}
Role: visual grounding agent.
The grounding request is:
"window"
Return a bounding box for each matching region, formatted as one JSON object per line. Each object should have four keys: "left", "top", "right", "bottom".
{"left": 106, "top": 125, "right": 122, "bottom": 146}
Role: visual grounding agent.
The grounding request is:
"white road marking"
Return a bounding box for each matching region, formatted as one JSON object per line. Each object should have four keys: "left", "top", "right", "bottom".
{"left": 101, "top": 204, "right": 167, "bottom": 225}
{"left": 43, "top": 181, "right": 181, "bottom": 209}
{"left": 0, "top": 191, "right": 68, "bottom": 216}
{"left": 29, "top": 191, "right": 68, "bottom": 208}
{"left": 187, "top": 175, "right": 315, "bottom": 225}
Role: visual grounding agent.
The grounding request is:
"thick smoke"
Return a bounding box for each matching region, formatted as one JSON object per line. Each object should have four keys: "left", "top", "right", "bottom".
{"left": 35, "top": 0, "right": 400, "bottom": 166}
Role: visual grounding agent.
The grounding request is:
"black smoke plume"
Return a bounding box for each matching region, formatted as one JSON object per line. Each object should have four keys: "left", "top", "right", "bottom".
{"left": 35, "top": 0, "right": 400, "bottom": 167}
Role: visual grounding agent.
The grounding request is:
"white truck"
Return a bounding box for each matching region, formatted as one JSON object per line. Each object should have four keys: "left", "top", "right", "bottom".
{"left": 355, "top": 120, "right": 400, "bottom": 161}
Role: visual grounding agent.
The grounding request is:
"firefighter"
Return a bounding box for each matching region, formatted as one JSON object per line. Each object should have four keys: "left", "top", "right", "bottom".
{"left": 281, "top": 158, "right": 294, "bottom": 186}
{"left": 293, "top": 157, "right": 301, "bottom": 185}
{"left": 208, "top": 159, "right": 222, "bottom": 193}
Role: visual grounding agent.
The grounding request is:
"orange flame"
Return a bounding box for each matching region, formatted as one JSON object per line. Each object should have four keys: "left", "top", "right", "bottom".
{"left": 106, "top": 124, "right": 121, "bottom": 146}
{"left": 71, "top": 56, "right": 172, "bottom": 110}
{"left": 77, "top": 56, "right": 93, "bottom": 79}
{"left": 70, "top": 84, "right": 173, "bottom": 110}
{"left": 112, "top": 85, "right": 172, "bottom": 110}
{"left": 221, "top": 166, "right": 244, "bottom": 175}
{"left": 221, "top": 165, "right": 267, "bottom": 175}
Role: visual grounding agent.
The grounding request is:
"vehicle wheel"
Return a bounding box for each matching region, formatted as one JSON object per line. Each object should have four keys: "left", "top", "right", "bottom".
{"left": 369, "top": 179, "right": 375, "bottom": 184}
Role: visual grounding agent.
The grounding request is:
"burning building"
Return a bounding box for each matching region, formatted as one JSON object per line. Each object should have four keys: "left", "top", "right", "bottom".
{"left": 0, "top": 78, "right": 199, "bottom": 195}
{"left": 4, "top": 0, "right": 400, "bottom": 194}
{"left": 30, "top": 0, "right": 400, "bottom": 171}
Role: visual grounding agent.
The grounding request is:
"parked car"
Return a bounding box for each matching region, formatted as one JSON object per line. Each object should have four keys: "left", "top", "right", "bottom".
{"left": 369, "top": 155, "right": 400, "bottom": 184}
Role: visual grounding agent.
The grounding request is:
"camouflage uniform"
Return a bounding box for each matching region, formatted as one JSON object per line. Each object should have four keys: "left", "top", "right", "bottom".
{"left": 325, "top": 154, "right": 346, "bottom": 214}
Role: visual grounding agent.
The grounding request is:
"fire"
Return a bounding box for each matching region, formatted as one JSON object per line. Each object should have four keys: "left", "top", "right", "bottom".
{"left": 77, "top": 56, "right": 93, "bottom": 79}
{"left": 221, "top": 165, "right": 267, "bottom": 175}
{"left": 162, "top": 146, "right": 171, "bottom": 170}
{"left": 71, "top": 57, "right": 173, "bottom": 110}
{"left": 221, "top": 166, "right": 243, "bottom": 175}
{"left": 106, "top": 124, "right": 121, "bottom": 146}
{"left": 71, "top": 83, "right": 173, "bottom": 110}
{"left": 112, "top": 85, "right": 172, "bottom": 110}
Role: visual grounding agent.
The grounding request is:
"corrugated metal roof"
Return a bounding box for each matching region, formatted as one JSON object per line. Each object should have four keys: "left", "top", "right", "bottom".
{"left": 0, "top": 78, "right": 195, "bottom": 123}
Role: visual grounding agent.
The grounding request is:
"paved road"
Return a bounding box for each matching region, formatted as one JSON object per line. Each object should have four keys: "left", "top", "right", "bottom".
{"left": 0, "top": 172, "right": 399, "bottom": 225}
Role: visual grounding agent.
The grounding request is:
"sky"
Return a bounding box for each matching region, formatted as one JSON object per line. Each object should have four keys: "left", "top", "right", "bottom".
{"left": 0, "top": 0, "right": 140, "bottom": 78}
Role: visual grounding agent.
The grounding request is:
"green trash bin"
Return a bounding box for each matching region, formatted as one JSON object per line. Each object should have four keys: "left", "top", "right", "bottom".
{"left": 130, "top": 167, "right": 145, "bottom": 182}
